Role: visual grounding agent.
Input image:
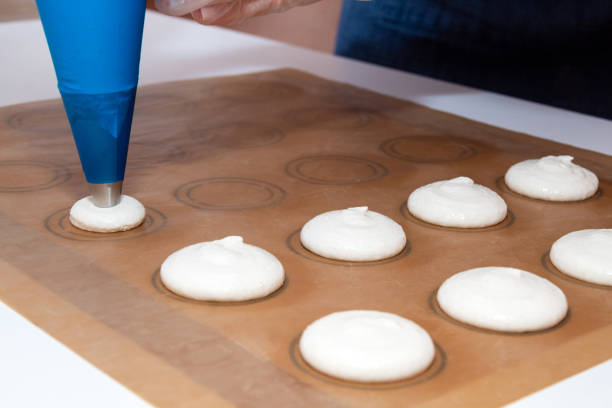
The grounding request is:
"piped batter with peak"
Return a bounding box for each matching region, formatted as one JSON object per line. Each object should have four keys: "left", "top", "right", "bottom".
{"left": 300, "top": 206, "right": 406, "bottom": 262}
{"left": 408, "top": 177, "right": 507, "bottom": 228}
{"left": 160, "top": 236, "right": 285, "bottom": 302}
{"left": 504, "top": 155, "right": 598, "bottom": 201}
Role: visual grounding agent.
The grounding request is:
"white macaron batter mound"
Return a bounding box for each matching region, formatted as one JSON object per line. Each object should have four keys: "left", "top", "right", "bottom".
{"left": 407, "top": 177, "right": 507, "bottom": 228}
{"left": 504, "top": 155, "right": 599, "bottom": 201}
{"left": 300, "top": 206, "right": 406, "bottom": 262}
{"left": 299, "top": 310, "right": 435, "bottom": 383}
{"left": 69, "top": 195, "right": 146, "bottom": 233}
{"left": 550, "top": 229, "right": 612, "bottom": 286}
{"left": 160, "top": 236, "right": 285, "bottom": 302}
{"left": 437, "top": 267, "right": 568, "bottom": 332}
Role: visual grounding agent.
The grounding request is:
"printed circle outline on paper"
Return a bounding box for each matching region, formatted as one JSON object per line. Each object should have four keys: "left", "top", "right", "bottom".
{"left": 380, "top": 136, "right": 478, "bottom": 163}
{"left": 44, "top": 206, "right": 166, "bottom": 242}
{"left": 285, "top": 155, "right": 388, "bottom": 185}
{"left": 174, "top": 177, "right": 286, "bottom": 210}
{"left": 126, "top": 142, "right": 186, "bottom": 169}
{"left": 289, "top": 335, "right": 446, "bottom": 390}
{"left": 131, "top": 92, "right": 197, "bottom": 131}
{"left": 399, "top": 202, "right": 515, "bottom": 233}
{"left": 193, "top": 122, "right": 285, "bottom": 149}
{"left": 0, "top": 160, "right": 71, "bottom": 192}
{"left": 134, "top": 92, "right": 191, "bottom": 111}
{"left": 286, "top": 229, "right": 411, "bottom": 267}
{"left": 540, "top": 251, "right": 612, "bottom": 290}
{"left": 6, "top": 106, "right": 70, "bottom": 134}
{"left": 208, "top": 80, "right": 303, "bottom": 102}
{"left": 284, "top": 107, "right": 375, "bottom": 130}
{"left": 428, "top": 289, "right": 570, "bottom": 336}
{"left": 151, "top": 268, "right": 289, "bottom": 306}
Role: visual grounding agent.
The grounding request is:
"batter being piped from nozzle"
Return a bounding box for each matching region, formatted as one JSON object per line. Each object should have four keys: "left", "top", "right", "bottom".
{"left": 36, "top": 0, "right": 147, "bottom": 231}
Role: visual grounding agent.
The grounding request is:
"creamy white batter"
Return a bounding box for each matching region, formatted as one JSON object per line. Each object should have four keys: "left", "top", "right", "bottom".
{"left": 160, "top": 236, "right": 285, "bottom": 301}
{"left": 550, "top": 229, "right": 612, "bottom": 286}
{"left": 299, "top": 310, "right": 435, "bottom": 383}
{"left": 300, "top": 206, "right": 406, "bottom": 261}
{"left": 504, "top": 155, "right": 599, "bottom": 201}
{"left": 407, "top": 177, "right": 507, "bottom": 228}
{"left": 69, "top": 195, "right": 145, "bottom": 233}
{"left": 437, "top": 267, "right": 568, "bottom": 332}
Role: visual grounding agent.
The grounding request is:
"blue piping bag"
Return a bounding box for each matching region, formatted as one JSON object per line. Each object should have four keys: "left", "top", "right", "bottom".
{"left": 36, "top": 0, "right": 146, "bottom": 206}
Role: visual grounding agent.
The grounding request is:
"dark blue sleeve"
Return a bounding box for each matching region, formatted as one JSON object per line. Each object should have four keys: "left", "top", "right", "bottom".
{"left": 335, "top": 0, "right": 612, "bottom": 119}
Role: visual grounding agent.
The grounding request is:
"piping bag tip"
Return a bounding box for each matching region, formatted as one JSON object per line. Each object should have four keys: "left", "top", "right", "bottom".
{"left": 61, "top": 87, "right": 136, "bottom": 191}
{"left": 89, "top": 181, "right": 123, "bottom": 208}
{"left": 36, "top": 0, "right": 146, "bottom": 208}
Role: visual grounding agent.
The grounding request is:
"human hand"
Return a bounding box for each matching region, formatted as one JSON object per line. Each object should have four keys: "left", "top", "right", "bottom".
{"left": 155, "top": 0, "right": 321, "bottom": 26}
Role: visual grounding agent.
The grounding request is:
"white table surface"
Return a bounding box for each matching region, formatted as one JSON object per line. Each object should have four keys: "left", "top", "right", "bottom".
{"left": 1, "top": 11, "right": 611, "bottom": 407}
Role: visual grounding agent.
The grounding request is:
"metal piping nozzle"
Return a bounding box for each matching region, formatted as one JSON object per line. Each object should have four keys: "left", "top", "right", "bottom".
{"left": 88, "top": 181, "right": 123, "bottom": 207}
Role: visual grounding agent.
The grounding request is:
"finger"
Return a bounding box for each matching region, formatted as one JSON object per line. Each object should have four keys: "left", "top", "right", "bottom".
{"left": 191, "top": 0, "right": 321, "bottom": 26}
{"left": 155, "top": 0, "right": 231, "bottom": 16}
{"left": 192, "top": 0, "right": 253, "bottom": 26}
{"left": 218, "top": 0, "right": 322, "bottom": 25}
{"left": 192, "top": 0, "right": 271, "bottom": 26}
{"left": 265, "top": 0, "right": 320, "bottom": 14}
{"left": 191, "top": 1, "right": 239, "bottom": 25}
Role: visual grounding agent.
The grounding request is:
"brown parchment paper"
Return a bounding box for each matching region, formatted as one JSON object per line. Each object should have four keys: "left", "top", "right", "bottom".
{"left": 0, "top": 69, "right": 611, "bottom": 408}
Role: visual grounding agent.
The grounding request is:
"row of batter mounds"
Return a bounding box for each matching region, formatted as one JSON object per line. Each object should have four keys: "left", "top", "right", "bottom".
{"left": 41, "top": 196, "right": 515, "bottom": 243}
{"left": 3, "top": 158, "right": 604, "bottom": 215}
{"left": 3, "top": 161, "right": 603, "bottom": 238}
{"left": 42, "top": 195, "right": 612, "bottom": 295}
